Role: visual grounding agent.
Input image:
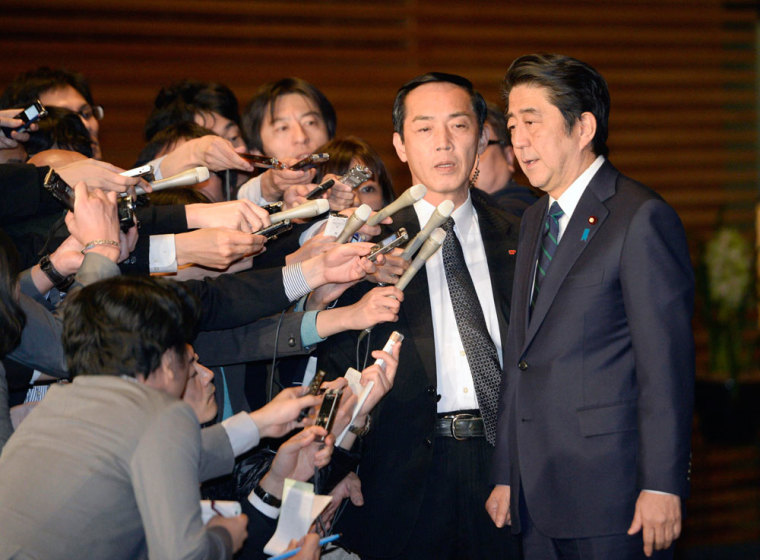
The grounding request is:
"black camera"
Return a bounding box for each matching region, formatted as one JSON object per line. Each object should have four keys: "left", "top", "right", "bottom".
{"left": 42, "top": 168, "right": 137, "bottom": 232}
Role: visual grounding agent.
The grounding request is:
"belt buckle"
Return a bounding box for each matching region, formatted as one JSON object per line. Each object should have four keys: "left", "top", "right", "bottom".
{"left": 450, "top": 413, "right": 473, "bottom": 441}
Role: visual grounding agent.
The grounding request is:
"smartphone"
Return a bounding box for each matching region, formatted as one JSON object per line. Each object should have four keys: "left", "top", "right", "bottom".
{"left": 120, "top": 164, "right": 154, "bottom": 181}
{"left": 296, "top": 369, "right": 328, "bottom": 422}
{"left": 1, "top": 100, "right": 48, "bottom": 137}
{"left": 314, "top": 388, "right": 343, "bottom": 437}
{"left": 239, "top": 153, "right": 287, "bottom": 170}
{"left": 253, "top": 220, "right": 293, "bottom": 240}
{"left": 367, "top": 227, "right": 409, "bottom": 262}
{"left": 288, "top": 152, "right": 329, "bottom": 171}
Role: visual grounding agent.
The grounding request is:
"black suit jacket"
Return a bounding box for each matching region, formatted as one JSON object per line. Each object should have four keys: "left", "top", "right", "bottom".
{"left": 492, "top": 160, "right": 695, "bottom": 538}
{"left": 319, "top": 188, "right": 519, "bottom": 557}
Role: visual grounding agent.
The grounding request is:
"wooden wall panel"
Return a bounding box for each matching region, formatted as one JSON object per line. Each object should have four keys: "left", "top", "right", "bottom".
{"left": 0, "top": 0, "right": 757, "bottom": 368}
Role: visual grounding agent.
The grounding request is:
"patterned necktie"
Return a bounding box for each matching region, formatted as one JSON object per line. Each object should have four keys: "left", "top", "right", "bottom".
{"left": 532, "top": 201, "right": 564, "bottom": 308}
{"left": 441, "top": 218, "right": 501, "bottom": 445}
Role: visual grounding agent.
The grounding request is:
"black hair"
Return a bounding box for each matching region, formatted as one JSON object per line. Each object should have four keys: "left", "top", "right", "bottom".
{"left": 24, "top": 106, "right": 94, "bottom": 158}
{"left": 0, "top": 231, "right": 25, "bottom": 357}
{"left": 503, "top": 53, "right": 610, "bottom": 157}
{"left": 316, "top": 136, "right": 395, "bottom": 205}
{"left": 0, "top": 66, "right": 95, "bottom": 110}
{"left": 144, "top": 80, "right": 241, "bottom": 142}
{"left": 62, "top": 276, "right": 199, "bottom": 379}
{"left": 392, "top": 72, "right": 487, "bottom": 140}
{"left": 485, "top": 101, "right": 510, "bottom": 147}
{"left": 242, "top": 77, "right": 336, "bottom": 153}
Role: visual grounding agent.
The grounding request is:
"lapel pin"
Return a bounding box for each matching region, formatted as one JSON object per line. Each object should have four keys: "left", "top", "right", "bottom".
{"left": 581, "top": 228, "right": 590, "bottom": 242}
{"left": 508, "top": 249, "right": 517, "bottom": 255}
{"left": 588, "top": 216, "right": 597, "bottom": 224}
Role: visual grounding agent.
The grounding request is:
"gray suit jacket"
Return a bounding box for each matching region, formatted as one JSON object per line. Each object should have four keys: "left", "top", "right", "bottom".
{"left": 0, "top": 376, "right": 234, "bottom": 560}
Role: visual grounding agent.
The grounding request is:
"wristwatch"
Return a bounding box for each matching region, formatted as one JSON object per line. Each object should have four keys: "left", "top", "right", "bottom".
{"left": 39, "top": 253, "right": 75, "bottom": 291}
{"left": 348, "top": 414, "right": 371, "bottom": 438}
{"left": 253, "top": 483, "right": 282, "bottom": 508}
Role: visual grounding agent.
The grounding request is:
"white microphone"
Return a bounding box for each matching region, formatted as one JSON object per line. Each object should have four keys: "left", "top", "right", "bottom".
{"left": 270, "top": 198, "right": 330, "bottom": 224}
{"left": 138, "top": 166, "right": 209, "bottom": 195}
{"left": 395, "top": 227, "right": 446, "bottom": 292}
{"left": 366, "top": 183, "right": 427, "bottom": 226}
{"left": 336, "top": 204, "right": 372, "bottom": 244}
{"left": 400, "top": 199, "right": 455, "bottom": 261}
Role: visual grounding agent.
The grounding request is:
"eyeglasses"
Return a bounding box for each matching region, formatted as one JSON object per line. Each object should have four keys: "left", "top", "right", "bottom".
{"left": 78, "top": 105, "right": 104, "bottom": 121}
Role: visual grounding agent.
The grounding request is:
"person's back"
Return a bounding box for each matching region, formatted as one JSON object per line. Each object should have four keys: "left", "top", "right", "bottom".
{"left": 0, "top": 376, "right": 204, "bottom": 559}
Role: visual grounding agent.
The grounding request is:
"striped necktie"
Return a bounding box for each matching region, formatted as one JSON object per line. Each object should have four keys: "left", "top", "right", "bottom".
{"left": 531, "top": 201, "right": 564, "bottom": 308}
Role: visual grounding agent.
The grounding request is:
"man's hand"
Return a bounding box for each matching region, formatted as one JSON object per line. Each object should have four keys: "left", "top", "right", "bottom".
{"left": 285, "top": 234, "right": 336, "bottom": 266}
{"left": 300, "top": 242, "right": 377, "bottom": 289}
{"left": 322, "top": 472, "right": 363, "bottom": 529}
{"left": 65, "top": 182, "right": 121, "bottom": 261}
{"left": 315, "top": 286, "right": 403, "bottom": 335}
{"left": 486, "top": 484, "right": 511, "bottom": 528}
{"left": 627, "top": 491, "right": 682, "bottom": 557}
{"left": 248, "top": 386, "right": 322, "bottom": 439}
{"left": 158, "top": 135, "right": 254, "bottom": 178}
{"left": 260, "top": 164, "right": 317, "bottom": 203}
{"left": 56, "top": 158, "right": 148, "bottom": 194}
{"left": 283, "top": 534, "right": 321, "bottom": 560}
{"left": 367, "top": 250, "right": 409, "bottom": 285}
{"left": 260, "top": 426, "right": 335, "bottom": 499}
{"left": 175, "top": 228, "right": 266, "bottom": 269}
{"left": 324, "top": 174, "right": 355, "bottom": 212}
{"left": 207, "top": 514, "right": 248, "bottom": 554}
{"left": 0, "top": 108, "right": 35, "bottom": 147}
{"left": 185, "top": 199, "right": 271, "bottom": 233}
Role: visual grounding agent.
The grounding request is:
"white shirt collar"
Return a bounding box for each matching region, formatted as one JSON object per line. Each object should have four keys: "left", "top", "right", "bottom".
{"left": 550, "top": 154, "right": 605, "bottom": 221}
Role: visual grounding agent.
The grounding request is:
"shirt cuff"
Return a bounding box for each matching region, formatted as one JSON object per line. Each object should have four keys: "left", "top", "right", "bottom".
{"left": 149, "top": 234, "right": 178, "bottom": 273}
{"left": 247, "top": 492, "right": 280, "bottom": 519}
{"left": 220, "top": 412, "right": 260, "bottom": 457}
{"left": 282, "top": 263, "right": 311, "bottom": 302}
{"left": 642, "top": 489, "right": 677, "bottom": 497}
{"left": 147, "top": 155, "right": 167, "bottom": 180}
{"left": 237, "top": 175, "right": 273, "bottom": 205}
{"left": 300, "top": 310, "right": 326, "bottom": 348}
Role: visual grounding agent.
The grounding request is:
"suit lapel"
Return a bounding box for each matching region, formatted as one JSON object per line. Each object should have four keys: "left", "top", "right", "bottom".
{"left": 523, "top": 161, "right": 618, "bottom": 349}
{"left": 392, "top": 206, "right": 438, "bottom": 387}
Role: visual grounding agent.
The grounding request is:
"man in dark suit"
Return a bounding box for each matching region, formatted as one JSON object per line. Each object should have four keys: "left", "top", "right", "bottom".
{"left": 487, "top": 54, "right": 694, "bottom": 559}
{"left": 319, "top": 73, "right": 521, "bottom": 559}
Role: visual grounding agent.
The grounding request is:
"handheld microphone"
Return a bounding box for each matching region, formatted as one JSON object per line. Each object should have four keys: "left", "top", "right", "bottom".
{"left": 366, "top": 184, "right": 427, "bottom": 226}
{"left": 138, "top": 166, "right": 210, "bottom": 195}
{"left": 395, "top": 228, "right": 446, "bottom": 291}
{"left": 269, "top": 198, "right": 330, "bottom": 224}
{"left": 304, "top": 178, "right": 335, "bottom": 200}
{"left": 335, "top": 204, "right": 372, "bottom": 243}
{"left": 400, "top": 199, "right": 455, "bottom": 260}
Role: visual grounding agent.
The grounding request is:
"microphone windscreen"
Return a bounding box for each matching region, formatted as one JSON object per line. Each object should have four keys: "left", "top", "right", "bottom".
{"left": 400, "top": 199, "right": 454, "bottom": 260}
{"left": 396, "top": 227, "right": 446, "bottom": 291}
{"left": 336, "top": 204, "right": 372, "bottom": 243}
{"left": 366, "top": 183, "right": 427, "bottom": 226}
{"left": 139, "top": 166, "right": 210, "bottom": 195}
{"left": 270, "top": 198, "right": 330, "bottom": 224}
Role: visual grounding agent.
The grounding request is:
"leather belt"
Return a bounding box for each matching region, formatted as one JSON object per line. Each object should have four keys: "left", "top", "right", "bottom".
{"left": 434, "top": 413, "right": 485, "bottom": 440}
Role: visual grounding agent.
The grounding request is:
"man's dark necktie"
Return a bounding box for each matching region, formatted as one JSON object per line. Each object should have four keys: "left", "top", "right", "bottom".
{"left": 441, "top": 217, "right": 500, "bottom": 445}
{"left": 531, "top": 201, "right": 564, "bottom": 309}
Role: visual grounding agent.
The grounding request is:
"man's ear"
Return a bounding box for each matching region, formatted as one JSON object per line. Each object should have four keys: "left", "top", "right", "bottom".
{"left": 578, "top": 111, "right": 597, "bottom": 152}
{"left": 392, "top": 132, "right": 408, "bottom": 163}
{"left": 140, "top": 350, "right": 175, "bottom": 391}
{"left": 476, "top": 126, "right": 489, "bottom": 156}
{"left": 504, "top": 145, "right": 516, "bottom": 175}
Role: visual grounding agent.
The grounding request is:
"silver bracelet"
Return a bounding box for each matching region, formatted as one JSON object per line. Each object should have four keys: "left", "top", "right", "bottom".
{"left": 81, "top": 239, "right": 120, "bottom": 254}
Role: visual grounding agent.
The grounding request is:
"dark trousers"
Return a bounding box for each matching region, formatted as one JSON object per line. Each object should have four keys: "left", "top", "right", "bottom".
{"left": 365, "top": 435, "right": 521, "bottom": 560}
{"left": 519, "top": 488, "right": 673, "bottom": 560}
